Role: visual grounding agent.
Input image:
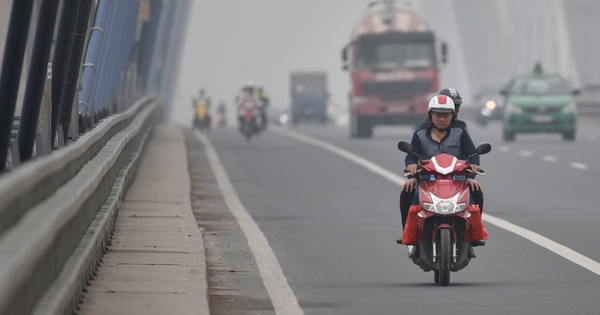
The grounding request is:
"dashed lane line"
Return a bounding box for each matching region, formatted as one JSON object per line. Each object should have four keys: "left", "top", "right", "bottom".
{"left": 571, "top": 162, "right": 589, "bottom": 170}
{"left": 519, "top": 150, "right": 533, "bottom": 157}
{"left": 502, "top": 147, "right": 588, "bottom": 169}
{"left": 497, "top": 145, "right": 511, "bottom": 152}
{"left": 196, "top": 131, "right": 304, "bottom": 315}
{"left": 542, "top": 155, "right": 558, "bottom": 163}
{"left": 271, "top": 127, "right": 600, "bottom": 276}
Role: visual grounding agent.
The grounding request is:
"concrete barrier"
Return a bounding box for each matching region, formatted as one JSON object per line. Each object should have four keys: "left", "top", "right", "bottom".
{"left": 0, "top": 95, "right": 161, "bottom": 314}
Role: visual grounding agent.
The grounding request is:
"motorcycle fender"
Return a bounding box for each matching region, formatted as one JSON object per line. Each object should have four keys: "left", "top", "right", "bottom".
{"left": 432, "top": 224, "right": 457, "bottom": 243}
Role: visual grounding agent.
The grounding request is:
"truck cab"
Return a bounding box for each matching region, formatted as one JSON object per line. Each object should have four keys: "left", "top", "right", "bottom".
{"left": 290, "top": 72, "right": 329, "bottom": 125}
{"left": 342, "top": 0, "right": 446, "bottom": 138}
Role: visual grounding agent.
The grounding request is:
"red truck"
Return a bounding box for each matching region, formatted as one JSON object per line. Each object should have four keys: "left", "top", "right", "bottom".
{"left": 342, "top": 0, "right": 447, "bottom": 138}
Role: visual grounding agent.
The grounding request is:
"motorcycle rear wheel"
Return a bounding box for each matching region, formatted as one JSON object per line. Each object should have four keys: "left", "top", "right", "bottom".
{"left": 438, "top": 229, "right": 452, "bottom": 286}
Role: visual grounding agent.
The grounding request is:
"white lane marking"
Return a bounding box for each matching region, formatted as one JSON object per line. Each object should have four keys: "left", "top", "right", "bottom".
{"left": 272, "top": 128, "right": 600, "bottom": 276}
{"left": 497, "top": 145, "right": 511, "bottom": 152}
{"left": 542, "top": 155, "right": 558, "bottom": 163}
{"left": 571, "top": 162, "right": 588, "bottom": 170}
{"left": 483, "top": 215, "right": 600, "bottom": 275}
{"left": 519, "top": 150, "right": 533, "bottom": 157}
{"left": 270, "top": 128, "right": 405, "bottom": 186}
{"left": 196, "top": 131, "right": 304, "bottom": 315}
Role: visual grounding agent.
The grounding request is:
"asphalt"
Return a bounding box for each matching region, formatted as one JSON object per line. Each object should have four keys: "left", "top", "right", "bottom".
{"left": 77, "top": 115, "right": 600, "bottom": 314}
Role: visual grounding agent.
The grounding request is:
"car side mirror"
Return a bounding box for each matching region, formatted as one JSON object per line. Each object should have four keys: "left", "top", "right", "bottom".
{"left": 441, "top": 42, "right": 448, "bottom": 64}
{"left": 572, "top": 89, "right": 581, "bottom": 96}
{"left": 342, "top": 47, "right": 349, "bottom": 71}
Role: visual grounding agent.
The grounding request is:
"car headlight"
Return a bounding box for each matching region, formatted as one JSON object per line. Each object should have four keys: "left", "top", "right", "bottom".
{"left": 561, "top": 101, "right": 577, "bottom": 114}
{"left": 505, "top": 102, "right": 522, "bottom": 114}
{"left": 423, "top": 192, "right": 466, "bottom": 215}
{"left": 485, "top": 100, "right": 497, "bottom": 110}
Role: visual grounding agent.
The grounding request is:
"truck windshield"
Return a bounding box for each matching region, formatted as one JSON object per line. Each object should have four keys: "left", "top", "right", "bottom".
{"left": 509, "top": 77, "right": 570, "bottom": 96}
{"left": 355, "top": 41, "right": 434, "bottom": 69}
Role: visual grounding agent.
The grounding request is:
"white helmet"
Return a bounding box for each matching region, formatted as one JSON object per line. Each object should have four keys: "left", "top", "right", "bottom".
{"left": 428, "top": 95, "right": 455, "bottom": 114}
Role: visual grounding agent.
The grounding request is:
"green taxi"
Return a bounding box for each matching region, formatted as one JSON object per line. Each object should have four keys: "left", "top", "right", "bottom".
{"left": 502, "top": 69, "right": 579, "bottom": 141}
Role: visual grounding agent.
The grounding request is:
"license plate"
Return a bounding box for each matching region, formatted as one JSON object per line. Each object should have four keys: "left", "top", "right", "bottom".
{"left": 531, "top": 115, "right": 553, "bottom": 123}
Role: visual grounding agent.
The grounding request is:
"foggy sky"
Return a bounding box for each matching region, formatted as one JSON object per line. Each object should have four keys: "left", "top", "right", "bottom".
{"left": 172, "top": 0, "right": 386, "bottom": 125}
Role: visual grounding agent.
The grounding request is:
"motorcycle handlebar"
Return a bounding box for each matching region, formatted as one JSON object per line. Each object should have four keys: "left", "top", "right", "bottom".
{"left": 467, "top": 168, "right": 486, "bottom": 176}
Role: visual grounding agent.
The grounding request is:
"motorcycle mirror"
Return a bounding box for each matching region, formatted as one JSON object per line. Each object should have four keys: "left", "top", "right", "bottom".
{"left": 476, "top": 143, "right": 492, "bottom": 155}
{"left": 397, "top": 141, "right": 413, "bottom": 153}
{"left": 441, "top": 42, "right": 448, "bottom": 64}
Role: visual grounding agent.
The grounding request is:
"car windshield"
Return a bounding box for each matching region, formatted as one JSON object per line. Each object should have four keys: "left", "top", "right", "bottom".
{"left": 509, "top": 77, "right": 570, "bottom": 95}
{"left": 355, "top": 41, "right": 435, "bottom": 69}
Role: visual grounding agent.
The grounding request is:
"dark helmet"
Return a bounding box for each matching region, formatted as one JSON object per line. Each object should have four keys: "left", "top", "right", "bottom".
{"left": 437, "top": 87, "right": 462, "bottom": 107}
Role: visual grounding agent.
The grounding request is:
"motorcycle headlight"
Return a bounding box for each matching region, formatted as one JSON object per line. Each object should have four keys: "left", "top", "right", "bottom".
{"left": 561, "top": 101, "right": 577, "bottom": 114}
{"left": 505, "top": 102, "right": 522, "bottom": 114}
{"left": 423, "top": 192, "right": 466, "bottom": 215}
{"left": 485, "top": 100, "right": 497, "bottom": 110}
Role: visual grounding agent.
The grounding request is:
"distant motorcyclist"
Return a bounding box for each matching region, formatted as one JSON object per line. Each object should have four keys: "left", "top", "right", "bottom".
{"left": 192, "top": 88, "right": 212, "bottom": 130}
{"left": 216, "top": 100, "right": 227, "bottom": 126}
{"left": 256, "top": 82, "right": 270, "bottom": 129}
{"left": 237, "top": 83, "right": 260, "bottom": 130}
{"left": 218, "top": 101, "right": 227, "bottom": 114}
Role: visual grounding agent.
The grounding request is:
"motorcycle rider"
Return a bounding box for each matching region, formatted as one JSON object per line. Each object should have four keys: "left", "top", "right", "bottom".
{"left": 402, "top": 87, "right": 485, "bottom": 220}
{"left": 192, "top": 88, "right": 211, "bottom": 129}
{"left": 398, "top": 94, "right": 484, "bottom": 247}
{"left": 256, "top": 83, "right": 270, "bottom": 129}
{"left": 216, "top": 100, "right": 227, "bottom": 126}
{"left": 237, "top": 83, "right": 260, "bottom": 131}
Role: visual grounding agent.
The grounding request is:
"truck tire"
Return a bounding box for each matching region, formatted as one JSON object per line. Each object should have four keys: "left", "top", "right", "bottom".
{"left": 357, "top": 117, "right": 372, "bottom": 138}
{"left": 562, "top": 131, "right": 575, "bottom": 141}
{"left": 350, "top": 113, "right": 359, "bottom": 138}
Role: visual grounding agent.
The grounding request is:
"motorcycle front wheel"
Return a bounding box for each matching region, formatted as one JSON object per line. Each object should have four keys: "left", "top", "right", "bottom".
{"left": 437, "top": 228, "right": 452, "bottom": 286}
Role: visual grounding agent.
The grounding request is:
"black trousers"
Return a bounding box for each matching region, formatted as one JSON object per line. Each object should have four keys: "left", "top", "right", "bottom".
{"left": 400, "top": 188, "right": 484, "bottom": 229}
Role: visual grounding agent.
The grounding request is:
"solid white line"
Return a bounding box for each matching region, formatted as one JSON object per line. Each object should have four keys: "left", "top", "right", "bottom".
{"left": 542, "top": 155, "right": 558, "bottom": 163}
{"left": 272, "top": 127, "right": 600, "bottom": 276}
{"left": 482, "top": 215, "right": 600, "bottom": 275}
{"left": 571, "top": 162, "right": 588, "bottom": 170}
{"left": 195, "top": 131, "right": 304, "bottom": 315}
{"left": 270, "top": 128, "right": 405, "bottom": 186}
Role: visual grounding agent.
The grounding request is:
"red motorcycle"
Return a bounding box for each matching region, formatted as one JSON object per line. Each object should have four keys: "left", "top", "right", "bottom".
{"left": 398, "top": 141, "right": 491, "bottom": 286}
{"left": 240, "top": 107, "right": 258, "bottom": 141}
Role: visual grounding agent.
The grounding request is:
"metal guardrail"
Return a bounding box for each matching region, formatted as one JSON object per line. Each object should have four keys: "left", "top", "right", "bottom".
{"left": 0, "top": 95, "right": 161, "bottom": 315}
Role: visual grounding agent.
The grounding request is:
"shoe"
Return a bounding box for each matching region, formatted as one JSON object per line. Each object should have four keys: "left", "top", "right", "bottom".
{"left": 396, "top": 237, "right": 403, "bottom": 244}
{"left": 407, "top": 245, "right": 418, "bottom": 260}
{"left": 470, "top": 240, "right": 486, "bottom": 247}
{"left": 468, "top": 246, "right": 477, "bottom": 258}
